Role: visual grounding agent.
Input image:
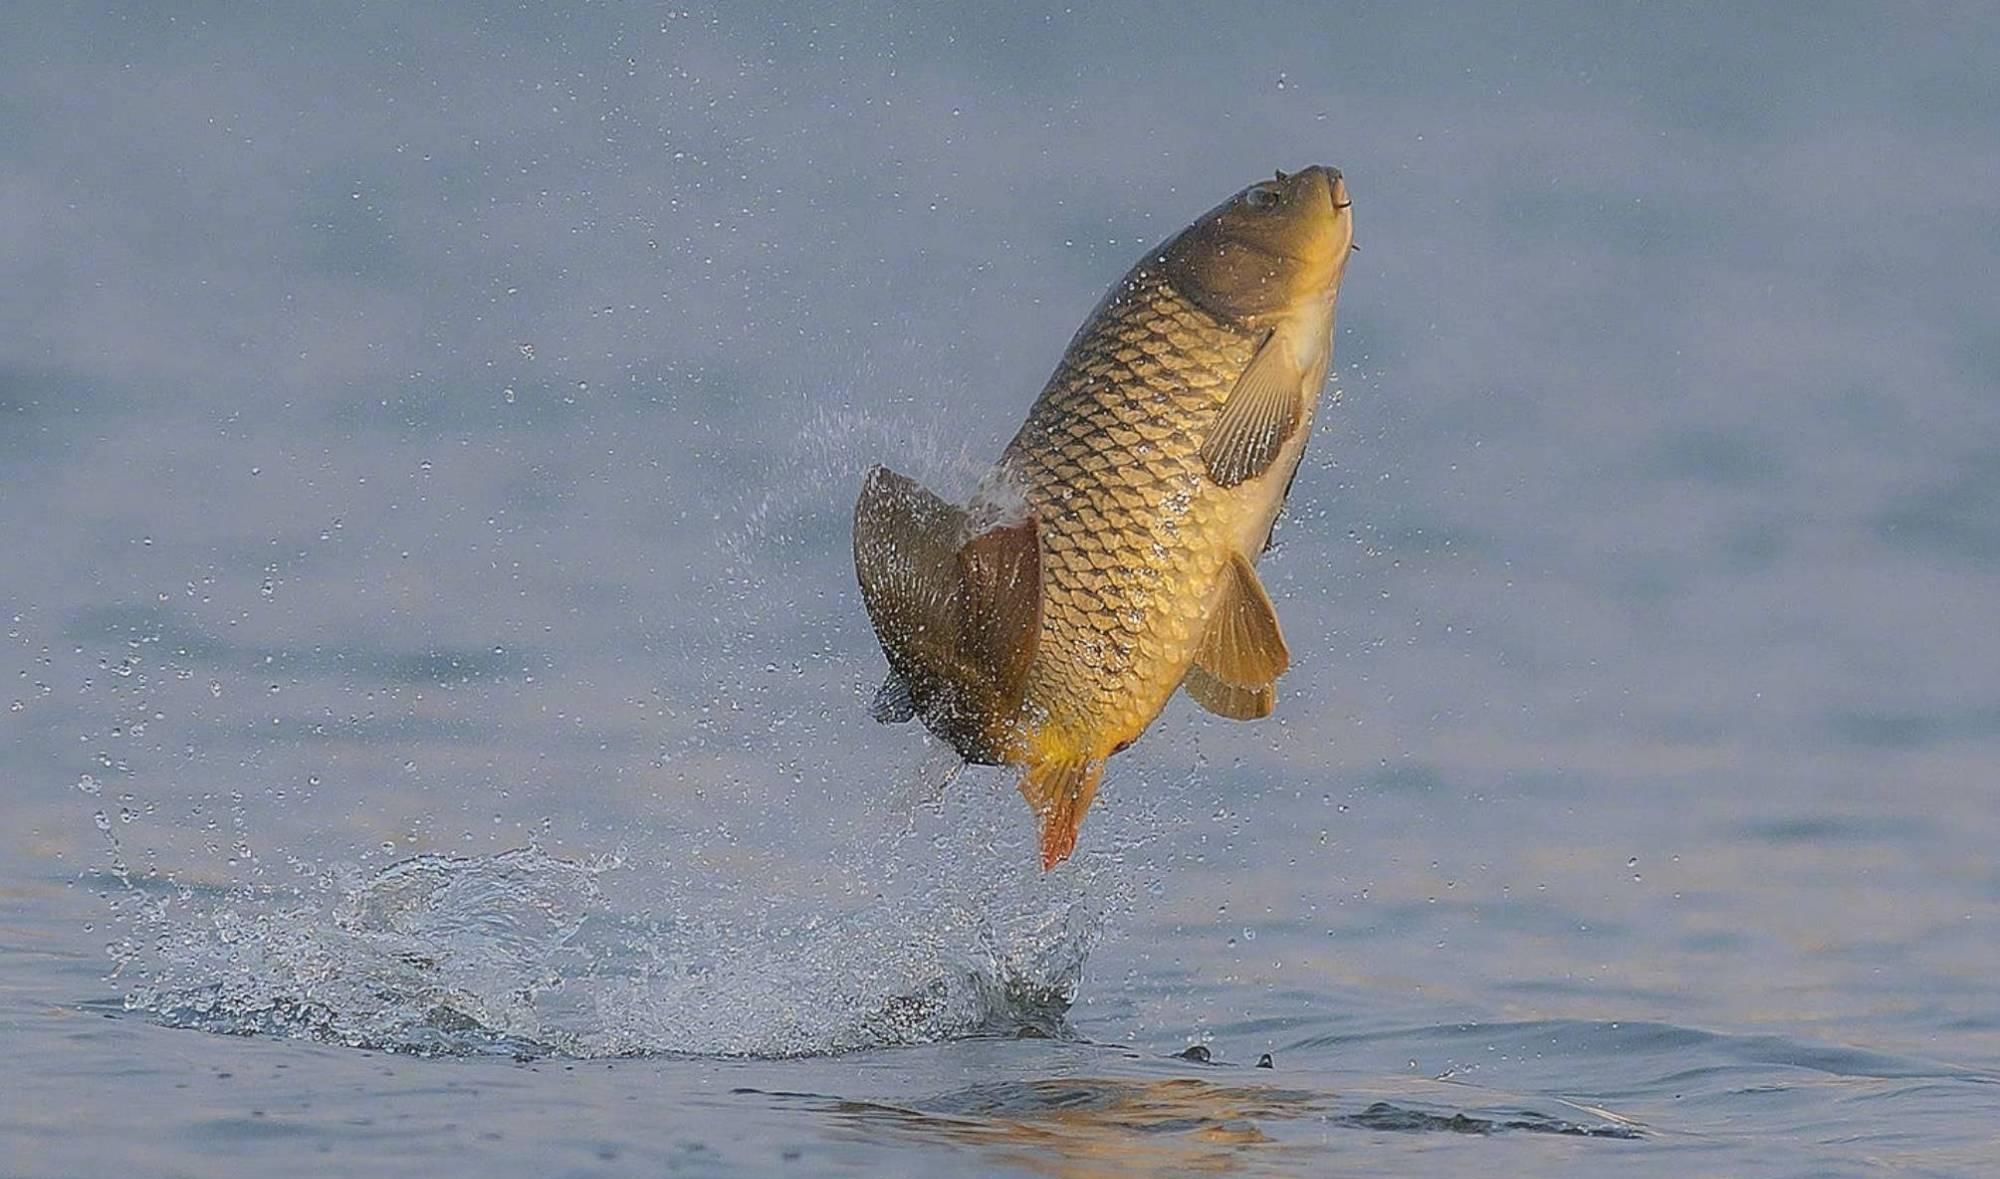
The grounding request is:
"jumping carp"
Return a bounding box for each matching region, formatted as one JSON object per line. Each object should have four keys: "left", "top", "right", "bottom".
{"left": 854, "top": 165, "right": 1354, "bottom": 868}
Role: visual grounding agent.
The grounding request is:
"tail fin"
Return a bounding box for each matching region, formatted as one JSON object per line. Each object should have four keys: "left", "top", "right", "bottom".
{"left": 1019, "top": 755, "right": 1106, "bottom": 870}
{"left": 853, "top": 465, "right": 1041, "bottom": 760}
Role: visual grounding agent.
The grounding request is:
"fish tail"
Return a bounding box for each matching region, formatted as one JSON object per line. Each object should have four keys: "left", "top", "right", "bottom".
{"left": 1018, "top": 747, "right": 1105, "bottom": 870}
{"left": 853, "top": 465, "right": 1042, "bottom": 759}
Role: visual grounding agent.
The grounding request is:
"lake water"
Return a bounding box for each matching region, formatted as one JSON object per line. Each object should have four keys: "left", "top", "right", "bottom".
{"left": 5, "top": 4, "right": 1999, "bottom": 1176}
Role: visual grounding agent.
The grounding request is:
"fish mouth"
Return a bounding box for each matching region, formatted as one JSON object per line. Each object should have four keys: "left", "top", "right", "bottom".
{"left": 1322, "top": 167, "right": 1351, "bottom": 211}
{"left": 1289, "top": 164, "right": 1349, "bottom": 212}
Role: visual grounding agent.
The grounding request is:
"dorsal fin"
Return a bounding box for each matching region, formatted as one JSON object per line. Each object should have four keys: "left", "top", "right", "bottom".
{"left": 1199, "top": 330, "right": 1312, "bottom": 487}
{"left": 1184, "top": 551, "right": 1289, "bottom": 719}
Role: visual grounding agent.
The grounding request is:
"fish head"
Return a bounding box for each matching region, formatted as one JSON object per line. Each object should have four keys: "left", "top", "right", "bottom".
{"left": 1161, "top": 165, "right": 1353, "bottom": 322}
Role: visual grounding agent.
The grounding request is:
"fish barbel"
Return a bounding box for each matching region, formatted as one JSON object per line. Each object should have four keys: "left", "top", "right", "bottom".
{"left": 854, "top": 165, "right": 1354, "bottom": 868}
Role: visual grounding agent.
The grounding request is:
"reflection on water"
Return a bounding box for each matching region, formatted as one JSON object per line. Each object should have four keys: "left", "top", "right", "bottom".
{"left": 813, "top": 1073, "right": 1640, "bottom": 1178}
{"left": 829, "top": 1078, "right": 1322, "bottom": 1178}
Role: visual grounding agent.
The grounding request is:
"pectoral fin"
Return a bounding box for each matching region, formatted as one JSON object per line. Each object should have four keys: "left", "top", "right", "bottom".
{"left": 1184, "top": 551, "right": 1289, "bottom": 719}
{"left": 1200, "top": 330, "right": 1308, "bottom": 487}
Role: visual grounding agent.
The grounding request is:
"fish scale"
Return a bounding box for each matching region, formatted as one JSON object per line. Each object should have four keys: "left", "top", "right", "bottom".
{"left": 1000, "top": 265, "right": 1261, "bottom": 741}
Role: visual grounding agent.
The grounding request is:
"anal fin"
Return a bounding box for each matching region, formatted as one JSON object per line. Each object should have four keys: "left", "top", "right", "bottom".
{"left": 1018, "top": 754, "right": 1105, "bottom": 870}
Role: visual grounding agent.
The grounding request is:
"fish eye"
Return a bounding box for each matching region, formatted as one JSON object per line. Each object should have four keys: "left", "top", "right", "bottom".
{"left": 1244, "top": 186, "right": 1280, "bottom": 211}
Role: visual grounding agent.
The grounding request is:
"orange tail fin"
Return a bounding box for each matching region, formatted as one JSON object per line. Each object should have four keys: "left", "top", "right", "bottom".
{"left": 1019, "top": 756, "right": 1105, "bottom": 870}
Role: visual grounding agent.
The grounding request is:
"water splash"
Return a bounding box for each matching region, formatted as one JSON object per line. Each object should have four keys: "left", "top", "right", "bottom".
{"left": 120, "top": 790, "right": 1117, "bottom": 1059}
{"left": 714, "top": 403, "right": 996, "bottom": 569}
{"left": 113, "top": 402, "right": 1149, "bottom": 1060}
{"left": 123, "top": 848, "right": 604, "bottom": 1055}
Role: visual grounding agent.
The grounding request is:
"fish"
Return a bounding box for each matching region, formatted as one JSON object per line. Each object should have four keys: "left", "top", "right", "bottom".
{"left": 854, "top": 165, "right": 1354, "bottom": 868}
